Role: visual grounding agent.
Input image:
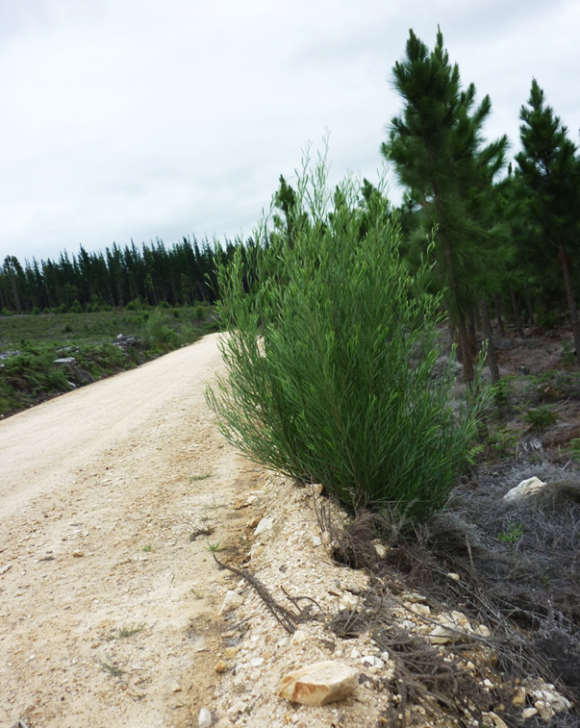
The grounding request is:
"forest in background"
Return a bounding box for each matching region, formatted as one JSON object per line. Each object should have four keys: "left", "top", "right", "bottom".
{"left": 1, "top": 28, "right": 580, "bottom": 385}
{"left": 0, "top": 236, "right": 234, "bottom": 313}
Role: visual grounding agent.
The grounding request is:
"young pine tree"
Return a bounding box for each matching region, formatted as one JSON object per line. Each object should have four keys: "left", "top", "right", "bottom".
{"left": 383, "top": 28, "right": 508, "bottom": 382}
{"left": 516, "top": 79, "right": 580, "bottom": 359}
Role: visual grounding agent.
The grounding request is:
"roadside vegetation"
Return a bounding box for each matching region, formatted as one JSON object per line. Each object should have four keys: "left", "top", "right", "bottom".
{"left": 207, "top": 152, "right": 488, "bottom": 524}
{"left": 0, "top": 303, "right": 217, "bottom": 417}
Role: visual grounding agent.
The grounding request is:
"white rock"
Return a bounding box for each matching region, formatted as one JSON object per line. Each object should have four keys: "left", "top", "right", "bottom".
{"left": 447, "top": 572, "right": 460, "bottom": 581}
{"left": 250, "top": 657, "right": 264, "bottom": 668}
{"left": 291, "top": 630, "right": 308, "bottom": 645}
{"left": 522, "top": 707, "right": 538, "bottom": 719}
{"left": 361, "top": 655, "right": 384, "bottom": 668}
{"left": 429, "top": 625, "right": 454, "bottom": 645}
{"left": 482, "top": 711, "right": 509, "bottom": 728}
{"left": 534, "top": 700, "right": 554, "bottom": 721}
{"left": 198, "top": 707, "right": 213, "bottom": 728}
{"left": 503, "top": 476, "right": 547, "bottom": 501}
{"left": 350, "top": 648, "right": 361, "bottom": 659}
{"left": 219, "top": 590, "right": 244, "bottom": 615}
{"left": 246, "top": 495, "right": 258, "bottom": 504}
{"left": 254, "top": 517, "right": 274, "bottom": 536}
{"left": 312, "top": 536, "right": 322, "bottom": 547}
{"left": 339, "top": 593, "right": 358, "bottom": 610}
{"left": 308, "top": 484, "right": 324, "bottom": 496}
{"left": 410, "top": 603, "right": 431, "bottom": 617}
{"left": 406, "top": 592, "right": 426, "bottom": 603}
{"left": 278, "top": 660, "right": 359, "bottom": 706}
{"left": 474, "top": 623, "right": 491, "bottom": 638}
{"left": 373, "top": 543, "right": 388, "bottom": 559}
{"left": 528, "top": 682, "right": 572, "bottom": 714}
{"left": 0, "top": 564, "right": 12, "bottom": 575}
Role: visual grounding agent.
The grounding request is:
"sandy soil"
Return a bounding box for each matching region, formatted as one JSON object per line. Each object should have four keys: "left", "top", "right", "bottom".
{"left": 0, "top": 333, "right": 264, "bottom": 728}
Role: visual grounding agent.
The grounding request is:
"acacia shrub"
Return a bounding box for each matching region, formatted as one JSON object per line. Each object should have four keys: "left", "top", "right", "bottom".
{"left": 207, "top": 162, "right": 485, "bottom": 523}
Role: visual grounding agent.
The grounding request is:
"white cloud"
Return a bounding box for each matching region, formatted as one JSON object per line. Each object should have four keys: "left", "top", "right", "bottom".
{"left": 0, "top": 0, "right": 578, "bottom": 262}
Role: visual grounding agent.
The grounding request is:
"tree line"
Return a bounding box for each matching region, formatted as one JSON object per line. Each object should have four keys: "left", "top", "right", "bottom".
{"left": 0, "top": 237, "right": 237, "bottom": 314}
{"left": 2, "top": 27, "right": 580, "bottom": 384}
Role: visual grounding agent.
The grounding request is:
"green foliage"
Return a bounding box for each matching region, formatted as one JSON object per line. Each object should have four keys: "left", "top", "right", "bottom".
{"left": 0, "top": 305, "right": 218, "bottom": 417}
{"left": 516, "top": 79, "right": 580, "bottom": 358}
{"left": 485, "top": 426, "right": 519, "bottom": 460}
{"left": 143, "top": 309, "right": 182, "bottom": 351}
{"left": 207, "top": 155, "right": 487, "bottom": 524}
{"left": 497, "top": 522, "right": 524, "bottom": 547}
{"left": 524, "top": 405, "right": 557, "bottom": 430}
{"left": 560, "top": 341, "right": 575, "bottom": 366}
{"left": 383, "top": 28, "right": 509, "bottom": 383}
{"left": 0, "top": 350, "right": 71, "bottom": 415}
{"left": 564, "top": 438, "right": 580, "bottom": 462}
{"left": 491, "top": 377, "right": 512, "bottom": 408}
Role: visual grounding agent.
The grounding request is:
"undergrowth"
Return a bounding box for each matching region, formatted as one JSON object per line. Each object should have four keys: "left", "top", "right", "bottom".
{"left": 0, "top": 304, "right": 218, "bottom": 416}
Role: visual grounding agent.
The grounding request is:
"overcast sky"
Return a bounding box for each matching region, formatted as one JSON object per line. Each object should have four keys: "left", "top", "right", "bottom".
{"left": 1, "top": 0, "right": 579, "bottom": 265}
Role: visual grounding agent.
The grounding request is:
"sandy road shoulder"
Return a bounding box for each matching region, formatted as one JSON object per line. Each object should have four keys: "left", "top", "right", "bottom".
{"left": 0, "top": 333, "right": 265, "bottom": 728}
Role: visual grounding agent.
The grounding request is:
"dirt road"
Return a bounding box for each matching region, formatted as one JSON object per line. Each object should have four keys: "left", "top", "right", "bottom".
{"left": 0, "top": 333, "right": 262, "bottom": 728}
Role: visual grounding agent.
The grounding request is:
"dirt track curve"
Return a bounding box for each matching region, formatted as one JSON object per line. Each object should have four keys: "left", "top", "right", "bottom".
{"left": 0, "top": 333, "right": 262, "bottom": 728}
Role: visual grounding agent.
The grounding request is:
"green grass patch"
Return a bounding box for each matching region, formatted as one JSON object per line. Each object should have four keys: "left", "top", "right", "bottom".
{"left": 0, "top": 305, "right": 219, "bottom": 417}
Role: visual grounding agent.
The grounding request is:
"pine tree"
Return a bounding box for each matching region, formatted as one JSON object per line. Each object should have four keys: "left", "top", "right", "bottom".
{"left": 516, "top": 79, "right": 580, "bottom": 359}
{"left": 383, "top": 28, "right": 508, "bottom": 382}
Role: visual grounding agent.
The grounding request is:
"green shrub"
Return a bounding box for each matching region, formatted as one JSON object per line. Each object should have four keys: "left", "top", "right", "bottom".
{"left": 195, "top": 305, "right": 204, "bottom": 321}
{"left": 486, "top": 426, "right": 520, "bottom": 459}
{"left": 525, "top": 405, "right": 557, "bottom": 430}
{"left": 561, "top": 341, "right": 576, "bottom": 366}
{"left": 206, "top": 157, "right": 487, "bottom": 524}
{"left": 564, "top": 437, "right": 580, "bottom": 462}
{"left": 492, "top": 377, "right": 512, "bottom": 408}
{"left": 144, "top": 309, "right": 181, "bottom": 351}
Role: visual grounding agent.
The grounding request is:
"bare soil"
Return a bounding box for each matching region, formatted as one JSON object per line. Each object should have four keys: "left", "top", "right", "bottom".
{"left": 0, "top": 333, "right": 263, "bottom": 728}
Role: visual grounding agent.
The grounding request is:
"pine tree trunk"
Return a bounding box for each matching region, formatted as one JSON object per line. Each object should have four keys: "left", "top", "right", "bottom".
{"left": 456, "top": 314, "right": 474, "bottom": 383}
{"left": 510, "top": 290, "right": 525, "bottom": 338}
{"left": 481, "top": 300, "right": 500, "bottom": 384}
{"left": 524, "top": 281, "right": 536, "bottom": 327}
{"left": 467, "top": 314, "right": 478, "bottom": 363}
{"left": 558, "top": 241, "right": 580, "bottom": 363}
{"left": 429, "top": 169, "right": 474, "bottom": 382}
{"left": 494, "top": 295, "right": 505, "bottom": 337}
